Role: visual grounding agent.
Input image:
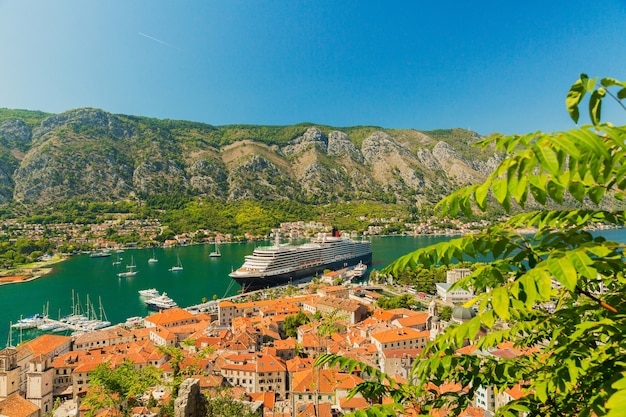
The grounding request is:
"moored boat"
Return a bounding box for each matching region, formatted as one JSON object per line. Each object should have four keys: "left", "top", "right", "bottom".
{"left": 138, "top": 288, "right": 160, "bottom": 299}
{"left": 118, "top": 256, "right": 138, "bottom": 277}
{"left": 209, "top": 241, "right": 221, "bottom": 258}
{"left": 169, "top": 255, "right": 183, "bottom": 271}
{"left": 90, "top": 251, "right": 111, "bottom": 258}
{"left": 144, "top": 293, "right": 178, "bottom": 311}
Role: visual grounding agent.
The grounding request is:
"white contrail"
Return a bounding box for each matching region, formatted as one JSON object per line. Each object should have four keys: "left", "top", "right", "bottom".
{"left": 138, "top": 32, "right": 179, "bottom": 49}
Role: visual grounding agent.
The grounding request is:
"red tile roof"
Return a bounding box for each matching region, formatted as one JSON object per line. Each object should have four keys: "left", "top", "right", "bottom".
{"left": 0, "top": 393, "right": 40, "bottom": 417}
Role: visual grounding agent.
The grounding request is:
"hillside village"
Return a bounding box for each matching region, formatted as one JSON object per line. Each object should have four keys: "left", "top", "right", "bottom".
{"left": 0, "top": 217, "right": 491, "bottom": 252}
{"left": 0, "top": 268, "right": 532, "bottom": 417}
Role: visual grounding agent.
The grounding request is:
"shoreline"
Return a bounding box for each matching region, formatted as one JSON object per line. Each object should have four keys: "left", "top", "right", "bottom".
{"left": 0, "top": 255, "right": 67, "bottom": 286}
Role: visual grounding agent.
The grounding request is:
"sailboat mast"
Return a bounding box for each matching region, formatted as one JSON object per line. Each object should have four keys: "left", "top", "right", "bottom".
{"left": 6, "top": 322, "right": 13, "bottom": 348}
{"left": 99, "top": 296, "right": 108, "bottom": 322}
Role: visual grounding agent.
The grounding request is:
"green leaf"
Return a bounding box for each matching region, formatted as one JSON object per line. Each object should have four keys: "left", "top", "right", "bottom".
{"left": 600, "top": 77, "right": 626, "bottom": 88}
{"left": 491, "top": 287, "right": 510, "bottom": 320}
{"left": 481, "top": 309, "right": 495, "bottom": 328}
{"left": 550, "top": 132, "right": 582, "bottom": 159}
{"left": 529, "top": 174, "right": 548, "bottom": 205}
{"left": 535, "top": 271, "right": 553, "bottom": 299}
{"left": 546, "top": 179, "right": 565, "bottom": 203}
{"left": 535, "top": 144, "right": 560, "bottom": 174}
{"left": 618, "top": 87, "right": 626, "bottom": 100}
{"left": 606, "top": 388, "right": 626, "bottom": 415}
{"left": 548, "top": 256, "right": 577, "bottom": 291}
{"left": 589, "top": 88, "right": 605, "bottom": 125}
{"left": 566, "top": 79, "right": 585, "bottom": 123}
{"left": 568, "top": 180, "right": 585, "bottom": 202}
{"left": 474, "top": 181, "right": 490, "bottom": 211}
{"left": 568, "top": 250, "right": 597, "bottom": 280}
{"left": 590, "top": 185, "right": 606, "bottom": 205}
{"left": 581, "top": 74, "right": 597, "bottom": 92}
{"left": 492, "top": 179, "right": 509, "bottom": 206}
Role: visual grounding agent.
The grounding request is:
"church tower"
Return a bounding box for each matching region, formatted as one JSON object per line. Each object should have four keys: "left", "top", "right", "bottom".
{"left": 426, "top": 300, "right": 441, "bottom": 341}
{"left": 27, "top": 354, "right": 54, "bottom": 414}
{"left": 0, "top": 348, "right": 20, "bottom": 400}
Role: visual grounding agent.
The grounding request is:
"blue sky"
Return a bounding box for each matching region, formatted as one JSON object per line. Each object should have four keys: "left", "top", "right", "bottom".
{"left": 1, "top": 1, "right": 625, "bottom": 135}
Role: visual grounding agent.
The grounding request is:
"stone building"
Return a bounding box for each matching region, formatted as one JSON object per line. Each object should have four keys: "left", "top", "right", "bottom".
{"left": 0, "top": 348, "right": 20, "bottom": 400}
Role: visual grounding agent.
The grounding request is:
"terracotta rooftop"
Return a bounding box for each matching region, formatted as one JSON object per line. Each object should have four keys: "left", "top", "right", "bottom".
{"left": 505, "top": 383, "right": 527, "bottom": 400}
{"left": 395, "top": 312, "right": 429, "bottom": 327}
{"left": 73, "top": 326, "right": 132, "bottom": 344}
{"left": 371, "top": 327, "right": 429, "bottom": 344}
{"left": 0, "top": 393, "right": 40, "bottom": 417}
{"left": 292, "top": 369, "right": 362, "bottom": 393}
{"left": 370, "top": 308, "right": 400, "bottom": 322}
{"left": 315, "top": 296, "right": 365, "bottom": 313}
{"left": 382, "top": 348, "right": 423, "bottom": 359}
{"left": 144, "top": 308, "right": 196, "bottom": 326}
{"left": 18, "top": 334, "right": 71, "bottom": 357}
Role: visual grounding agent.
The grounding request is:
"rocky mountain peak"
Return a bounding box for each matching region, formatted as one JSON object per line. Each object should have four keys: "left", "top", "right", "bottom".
{"left": 281, "top": 127, "right": 328, "bottom": 156}
{"left": 0, "top": 107, "right": 503, "bottom": 206}
{"left": 32, "top": 108, "right": 133, "bottom": 141}
{"left": 0, "top": 119, "right": 32, "bottom": 150}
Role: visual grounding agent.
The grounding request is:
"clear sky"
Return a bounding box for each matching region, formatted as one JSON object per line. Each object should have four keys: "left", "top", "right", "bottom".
{"left": 1, "top": 1, "right": 625, "bottom": 135}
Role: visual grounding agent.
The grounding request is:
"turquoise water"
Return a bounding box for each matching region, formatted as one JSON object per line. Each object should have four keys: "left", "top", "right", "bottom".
{"left": 1, "top": 230, "right": 624, "bottom": 345}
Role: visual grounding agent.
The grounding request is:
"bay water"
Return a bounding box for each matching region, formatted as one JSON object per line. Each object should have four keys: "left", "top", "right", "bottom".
{"left": 1, "top": 230, "right": 624, "bottom": 345}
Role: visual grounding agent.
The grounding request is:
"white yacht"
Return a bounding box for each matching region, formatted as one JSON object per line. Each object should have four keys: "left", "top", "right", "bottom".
{"left": 138, "top": 288, "right": 160, "bottom": 299}
{"left": 145, "top": 293, "right": 178, "bottom": 311}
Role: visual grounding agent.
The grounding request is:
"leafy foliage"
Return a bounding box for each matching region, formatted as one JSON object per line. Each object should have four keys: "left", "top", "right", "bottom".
{"left": 204, "top": 387, "right": 262, "bottom": 417}
{"left": 82, "top": 359, "right": 161, "bottom": 417}
{"left": 283, "top": 311, "right": 311, "bottom": 338}
{"left": 0, "top": 108, "right": 50, "bottom": 129}
{"left": 316, "top": 74, "right": 626, "bottom": 416}
{"left": 375, "top": 294, "right": 417, "bottom": 310}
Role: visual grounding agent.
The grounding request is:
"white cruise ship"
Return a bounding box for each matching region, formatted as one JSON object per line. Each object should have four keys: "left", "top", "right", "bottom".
{"left": 229, "top": 228, "right": 372, "bottom": 291}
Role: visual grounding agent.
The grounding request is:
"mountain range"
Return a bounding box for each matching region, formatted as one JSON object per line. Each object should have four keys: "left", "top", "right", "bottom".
{"left": 0, "top": 107, "right": 502, "bottom": 207}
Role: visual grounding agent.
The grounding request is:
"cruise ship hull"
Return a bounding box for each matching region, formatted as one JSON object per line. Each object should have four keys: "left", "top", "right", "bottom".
{"left": 230, "top": 245, "right": 372, "bottom": 291}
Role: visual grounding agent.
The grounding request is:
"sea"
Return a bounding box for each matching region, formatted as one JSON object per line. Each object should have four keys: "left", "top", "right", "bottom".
{"left": 1, "top": 229, "right": 624, "bottom": 345}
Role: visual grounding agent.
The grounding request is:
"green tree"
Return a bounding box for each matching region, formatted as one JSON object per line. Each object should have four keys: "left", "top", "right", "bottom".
{"left": 204, "top": 387, "right": 261, "bottom": 417}
{"left": 375, "top": 294, "right": 415, "bottom": 310}
{"left": 283, "top": 311, "right": 311, "bottom": 338}
{"left": 82, "top": 359, "right": 162, "bottom": 416}
{"left": 316, "top": 74, "right": 626, "bottom": 416}
{"left": 439, "top": 305, "right": 453, "bottom": 322}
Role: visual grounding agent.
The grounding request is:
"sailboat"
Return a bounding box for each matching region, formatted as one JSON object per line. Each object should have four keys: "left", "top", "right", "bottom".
{"left": 209, "top": 240, "right": 221, "bottom": 258}
{"left": 6, "top": 322, "right": 14, "bottom": 348}
{"left": 169, "top": 254, "right": 183, "bottom": 271}
{"left": 148, "top": 249, "right": 158, "bottom": 264}
{"left": 118, "top": 256, "right": 138, "bottom": 277}
{"left": 112, "top": 253, "right": 122, "bottom": 265}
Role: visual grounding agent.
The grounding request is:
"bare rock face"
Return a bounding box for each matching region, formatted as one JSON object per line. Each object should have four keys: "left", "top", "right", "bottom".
{"left": 187, "top": 159, "right": 228, "bottom": 197}
{"left": 431, "top": 141, "right": 484, "bottom": 185}
{"left": 133, "top": 160, "right": 188, "bottom": 195}
{"left": 227, "top": 155, "right": 295, "bottom": 200}
{"left": 416, "top": 148, "right": 442, "bottom": 171}
{"left": 174, "top": 378, "right": 206, "bottom": 417}
{"left": 361, "top": 131, "right": 425, "bottom": 191}
{"left": 32, "top": 108, "right": 133, "bottom": 142}
{"left": 282, "top": 127, "right": 328, "bottom": 156}
{"left": 327, "top": 131, "right": 363, "bottom": 163}
{"left": 0, "top": 119, "right": 31, "bottom": 150}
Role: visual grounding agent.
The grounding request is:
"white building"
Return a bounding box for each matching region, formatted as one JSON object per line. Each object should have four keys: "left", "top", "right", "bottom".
{"left": 435, "top": 268, "right": 474, "bottom": 303}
